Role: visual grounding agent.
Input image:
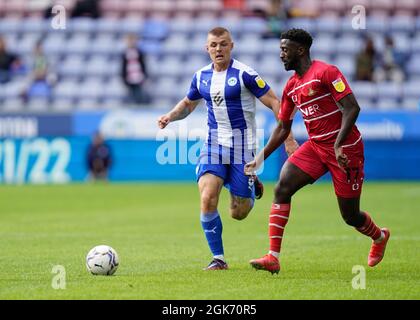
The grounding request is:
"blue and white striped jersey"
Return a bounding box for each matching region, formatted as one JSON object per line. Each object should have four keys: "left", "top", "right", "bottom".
{"left": 187, "top": 59, "right": 270, "bottom": 150}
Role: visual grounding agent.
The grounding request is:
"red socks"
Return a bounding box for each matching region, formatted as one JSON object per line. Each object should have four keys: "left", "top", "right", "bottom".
{"left": 269, "top": 203, "right": 290, "bottom": 254}
{"left": 356, "top": 212, "right": 382, "bottom": 241}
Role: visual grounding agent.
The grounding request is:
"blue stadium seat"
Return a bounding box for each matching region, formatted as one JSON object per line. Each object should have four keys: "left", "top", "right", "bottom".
{"left": 161, "top": 33, "right": 190, "bottom": 55}
{"left": 311, "top": 34, "right": 335, "bottom": 55}
{"left": 336, "top": 35, "right": 363, "bottom": 54}
{"left": 402, "top": 80, "right": 420, "bottom": 98}
{"left": 58, "top": 55, "right": 86, "bottom": 77}
{"left": 366, "top": 17, "right": 390, "bottom": 33}
{"left": 377, "top": 98, "right": 399, "bottom": 110}
{"left": 351, "top": 81, "right": 378, "bottom": 100}
{"left": 154, "top": 77, "right": 181, "bottom": 100}
{"left": 235, "top": 35, "right": 262, "bottom": 55}
{"left": 258, "top": 54, "right": 283, "bottom": 78}
{"left": 410, "top": 33, "right": 420, "bottom": 53}
{"left": 401, "top": 97, "right": 420, "bottom": 110}
{"left": 43, "top": 32, "right": 67, "bottom": 55}
{"left": 376, "top": 82, "right": 403, "bottom": 99}
{"left": 390, "top": 15, "right": 416, "bottom": 32}
{"left": 287, "top": 18, "right": 316, "bottom": 35}
{"left": 67, "top": 18, "right": 97, "bottom": 34}
{"left": 142, "top": 20, "right": 169, "bottom": 41}
{"left": 406, "top": 54, "right": 420, "bottom": 75}
{"left": 241, "top": 17, "right": 267, "bottom": 34}
{"left": 65, "top": 34, "right": 91, "bottom": 54}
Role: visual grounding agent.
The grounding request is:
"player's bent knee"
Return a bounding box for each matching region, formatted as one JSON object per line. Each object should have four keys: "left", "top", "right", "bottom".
{"left": 230, "top": 202, "right": 252, "bottom": 220}
{"left": 230, "top": 207, "right": 249, "bottom": 220}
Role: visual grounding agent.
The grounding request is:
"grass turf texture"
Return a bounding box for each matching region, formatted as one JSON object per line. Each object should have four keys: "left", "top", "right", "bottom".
{"left": 0, "top": 182, "right": 419, "bottom": 300}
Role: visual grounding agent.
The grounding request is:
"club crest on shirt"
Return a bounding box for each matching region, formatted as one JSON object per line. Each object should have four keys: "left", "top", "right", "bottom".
{"left": 255, "top": 76, "right": 266, "bottom": 88}
{"left": 307, "top": 87, "right": 317, "bottom": 96}
{"left": 228, "top": 77, "right": 237, "bottom": 86}
{"left": 332, "top": 78, "right": 346, "bottom": 92}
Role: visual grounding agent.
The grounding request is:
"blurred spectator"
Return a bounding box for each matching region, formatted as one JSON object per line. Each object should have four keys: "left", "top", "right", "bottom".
{"left": 0, "top": 37, "right": 23, "bottom": 84}
{"left": 72, "top": 0, "right": 101, "bottom": 19}
{"left": 355, "top": 37, "right": 377, "bottom": 82}
{"left": 86, "top": 132, "right": 112, "bottom": 181}
{"left": 376, "top": 35, "right": 405, "bottom": 83}
{"left": 121, "top": 34, "right": 150, "bottom": 105}
{"left": 262, "top": 0, "right": 289, "bottom": 39}
{"left": 223, "top": 0, "right": 245, "bottom": 10}
{"left": 23, "top": 40, "right": 57, "bottom": 101}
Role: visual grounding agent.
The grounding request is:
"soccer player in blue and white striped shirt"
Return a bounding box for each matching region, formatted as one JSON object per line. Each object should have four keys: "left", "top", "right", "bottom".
{"left": 158, "top": 27, "right": 298, "bottom": 270}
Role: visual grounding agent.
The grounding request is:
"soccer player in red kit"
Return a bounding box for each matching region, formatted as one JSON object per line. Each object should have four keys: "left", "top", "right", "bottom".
{"left": 245, "top": 29, "right": 390, "bottom": 274}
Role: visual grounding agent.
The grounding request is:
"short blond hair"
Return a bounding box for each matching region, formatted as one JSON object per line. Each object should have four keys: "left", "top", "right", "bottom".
{"left": 208, "top": 27, "right": 231, "bottom": 37}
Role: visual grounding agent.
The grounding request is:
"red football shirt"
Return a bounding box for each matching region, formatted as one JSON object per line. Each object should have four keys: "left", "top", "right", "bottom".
{"left": 279, "top": 60, "right": 361, "bottom": 145}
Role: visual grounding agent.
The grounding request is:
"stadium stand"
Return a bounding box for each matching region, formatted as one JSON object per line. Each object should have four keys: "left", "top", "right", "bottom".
{"left": 0, "top": 0, "right": 419, "bottom": 111}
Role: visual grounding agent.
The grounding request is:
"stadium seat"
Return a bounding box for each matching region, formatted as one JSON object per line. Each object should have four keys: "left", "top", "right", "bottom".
{"left": 390, "top": 15, "right": 416, "bottom": 32}
{"left": 406, "top": 54, "right": 420, "bottom": 75}
{"left": 376, "top": 82, "right": 403, "bottom": 99}
{"left": 65, "top": 34, "right": 91, "bottom": 54}
{"left": 142, "top": 20, "right": 169, "bottom": 41}
{"left": 104, "top": 78, "right": 127, "bottom": 100}
{"left": 152, "top": 56, "right": 184, "bottom": 77}
{"left": 352, "top": 81, "right": 378, "bottom": 100}
{"left": 258, "top": 54, "right": 283, "bottom": 78}
{"left": 43, "top": 32, "right": 67, "bottom": 55}
{"left": 154, "top": 77, "right": 182, "bottom": 100}
{"left": 401, "top": 97, "right": 420, "bottom": 110}
{"left": 53, "top": 80, "right": 80, "bottom": 99}
{"left": 366, "top": 16, "right": 390, "bottom": 33}
{"left": 67, "top": 18, "right": 97, "bottom": 34}
{"left": 377, "top": 98, "right": 399, "bottom": 110}
{"left": 311, "top": 34, "right": 335, "bottom": 55}
{"left": 402, "top": 80, "right": 420, "bottom": 98}
{"left": 235, "top": 35, "right": 262, "bottom": 55}
{"left": 161, "top": 33, "right": 190, "bottom": 55}
{"left": 336, "top": 35, "right": 363, "bottom": 54}
{"left": 410, "top": 33, "right": 420, "bottom": 53}
{"left": 27, "top": 98, "right": 50, "bottom": 112}
{"left": 241, "top": 17, "right": 268, "bottom": 34}
{"left": 58, "top": 55, "right": 86, "bottom": 77}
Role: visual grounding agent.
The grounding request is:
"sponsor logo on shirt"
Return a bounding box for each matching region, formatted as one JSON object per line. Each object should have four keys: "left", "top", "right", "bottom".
{"left": 213, "top": 91, "right": 224, "bottom": 106}
{"left": 332, "top": 78, "right": 346, "bottom": 92}
{"left": 255, "top": 76, "right": 266, "bottom": 89}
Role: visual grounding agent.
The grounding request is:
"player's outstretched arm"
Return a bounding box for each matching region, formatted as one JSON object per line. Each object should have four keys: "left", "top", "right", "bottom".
{"left": 245, "top": 120, "right": 292, "bottom": 175}
{"left": 157, "top": 97, "right": 201, "bottom": 129}
{"left": 259, "top": 89, "right": 299, "bottom": 156}
{"left": 334, "top": 93, "right": 361, "bottom": 168}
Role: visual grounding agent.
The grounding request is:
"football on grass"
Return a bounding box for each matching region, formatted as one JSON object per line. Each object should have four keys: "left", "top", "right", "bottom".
{"left": 86, "top": 245, "right": 119, "bottom": 275}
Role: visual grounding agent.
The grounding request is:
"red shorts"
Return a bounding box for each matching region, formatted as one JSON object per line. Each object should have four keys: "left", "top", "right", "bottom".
{"left": 287, "top": 138, "right": 365, "bottom": 198}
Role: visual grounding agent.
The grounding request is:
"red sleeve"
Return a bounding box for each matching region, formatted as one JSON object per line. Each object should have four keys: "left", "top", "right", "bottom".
{"left": 322, "top": 65, "right": 353, "bottom": 101}
{"left": 278, "top": 83, "right": 296, "bottom": 122}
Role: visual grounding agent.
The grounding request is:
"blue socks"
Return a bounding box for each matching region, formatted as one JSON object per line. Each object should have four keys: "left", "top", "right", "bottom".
{"left": 200, "top": 211, "right": 224, "bottom": 257}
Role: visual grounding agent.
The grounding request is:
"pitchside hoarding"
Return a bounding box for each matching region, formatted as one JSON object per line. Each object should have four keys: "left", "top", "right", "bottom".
{"left": 0, "top": 110, "right": 419, "bottom": 183}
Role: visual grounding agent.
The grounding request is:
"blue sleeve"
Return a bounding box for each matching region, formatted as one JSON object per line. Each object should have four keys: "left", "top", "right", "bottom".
{"left": 187, "top": 73, "right": 202, "bottom": 101}
{"left": 242, "top": 70, "right": 270, "bottom": 98}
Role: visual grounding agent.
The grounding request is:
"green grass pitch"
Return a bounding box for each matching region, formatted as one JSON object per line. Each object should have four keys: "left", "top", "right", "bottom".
{"left": 0, "top": 182, "right": 419, "bottom": 300}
